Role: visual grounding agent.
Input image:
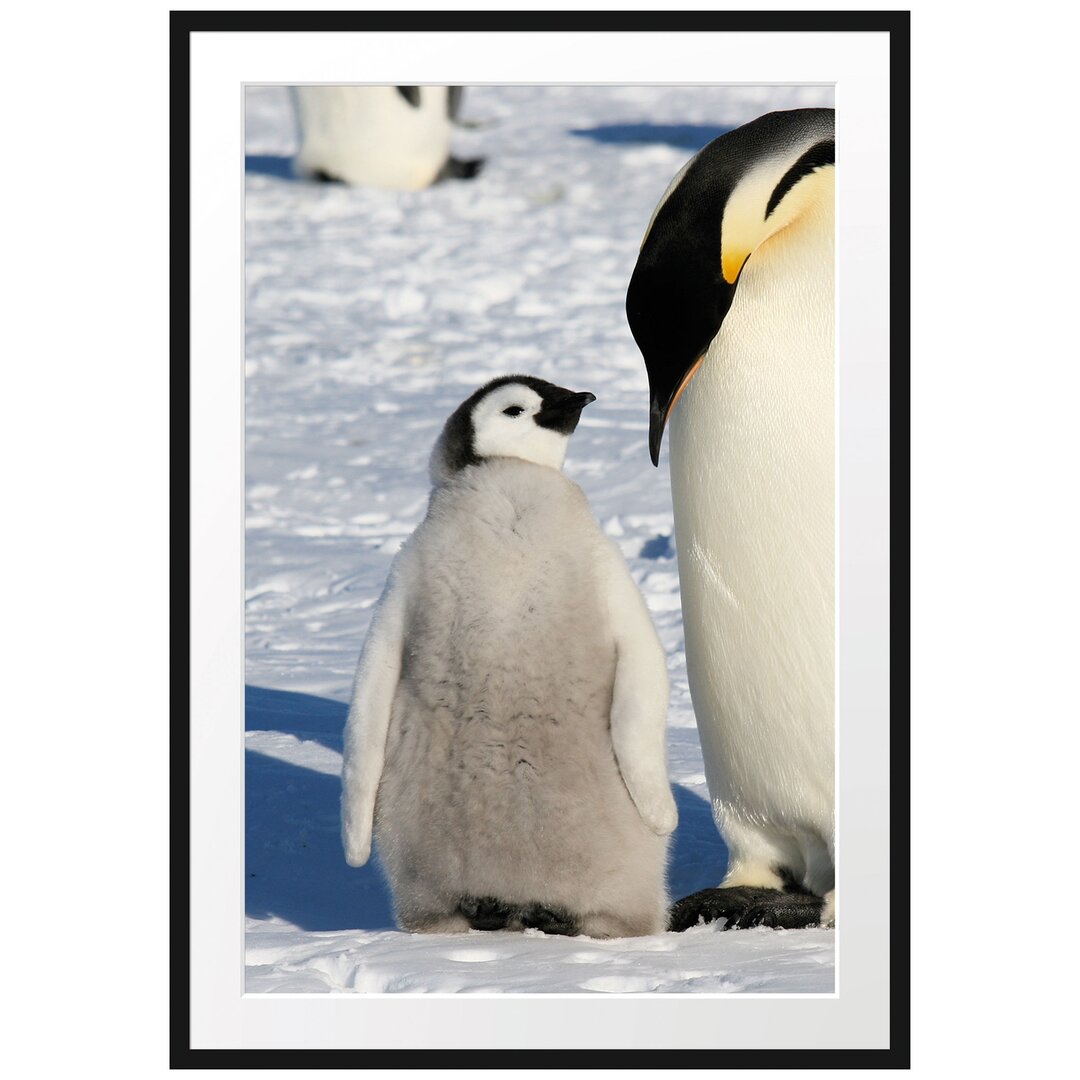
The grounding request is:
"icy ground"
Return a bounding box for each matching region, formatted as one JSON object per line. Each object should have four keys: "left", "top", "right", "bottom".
{"left": 244, "top": 83, "right": 835, "bottom": 994}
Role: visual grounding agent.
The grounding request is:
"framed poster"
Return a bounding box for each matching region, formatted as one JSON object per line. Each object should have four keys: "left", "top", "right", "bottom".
{"left": 174, "top": 9, "right": 909, "bottom": 1065}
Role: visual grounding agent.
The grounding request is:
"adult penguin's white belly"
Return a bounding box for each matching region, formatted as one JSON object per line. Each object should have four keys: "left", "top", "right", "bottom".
{"left": 669, "top": 195, "right": 835, "bottom": 898}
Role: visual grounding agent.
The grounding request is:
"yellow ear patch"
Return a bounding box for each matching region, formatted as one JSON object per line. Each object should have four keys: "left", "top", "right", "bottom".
{"left": 718, "top": 161, "right": 777, "bottom": 287}
{"left": 719, "top": 160, "right": 833, "bottom": 287}
{"left": 721, "top": 249, "right": 749, "bottom": 285}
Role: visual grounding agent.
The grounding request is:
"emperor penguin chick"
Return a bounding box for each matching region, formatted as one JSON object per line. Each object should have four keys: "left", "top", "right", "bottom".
{"left": 341, "top": 375, "right": 677, "bottom": 937}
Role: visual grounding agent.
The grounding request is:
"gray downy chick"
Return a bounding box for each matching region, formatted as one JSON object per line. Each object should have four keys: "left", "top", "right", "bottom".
{"left": 341, "top": 375, "right": 677, "bottom": 937}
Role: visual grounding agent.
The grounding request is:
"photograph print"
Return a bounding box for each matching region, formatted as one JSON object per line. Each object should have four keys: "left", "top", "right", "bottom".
{"left": 243, "top": 80, "right": 839, "bottom": 996}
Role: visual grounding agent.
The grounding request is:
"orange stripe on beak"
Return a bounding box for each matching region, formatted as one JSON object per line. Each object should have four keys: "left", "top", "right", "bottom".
{"left": 665, "top": 352, "right": 707, "bottom": 423}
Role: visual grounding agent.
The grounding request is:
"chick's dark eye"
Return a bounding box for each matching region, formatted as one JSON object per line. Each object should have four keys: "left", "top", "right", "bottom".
{"left": 502, "top": 406, "right": 525, "bottom": 417}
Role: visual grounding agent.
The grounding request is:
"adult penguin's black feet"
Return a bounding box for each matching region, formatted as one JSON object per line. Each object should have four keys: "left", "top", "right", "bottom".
{"left": 669, "top": 884, "right": 825, "bottom": 931}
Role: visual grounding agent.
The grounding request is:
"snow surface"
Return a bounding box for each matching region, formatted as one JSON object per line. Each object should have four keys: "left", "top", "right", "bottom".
{"left": 245, "top": 83, "right": 835, "bottom": 994}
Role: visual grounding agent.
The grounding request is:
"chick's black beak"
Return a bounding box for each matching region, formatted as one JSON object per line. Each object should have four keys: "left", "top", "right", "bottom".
{"left": 536, "top": 391, "right": 596, "bottom": 434}
{"left": 562, "top": 391, "right": 597, "bottom": 411}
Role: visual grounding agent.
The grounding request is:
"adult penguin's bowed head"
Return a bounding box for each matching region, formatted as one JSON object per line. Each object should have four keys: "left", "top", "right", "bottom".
{"left": 341, "top": 376, "right": 677, "bottom": 938}
{"left": 626, "top": 108, "right": 836, "bottom": 931}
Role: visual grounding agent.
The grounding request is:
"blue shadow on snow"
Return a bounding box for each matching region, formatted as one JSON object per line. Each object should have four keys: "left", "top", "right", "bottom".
{"left": 639, "top": 532, "right": 675, "bottom": 561}
{"left": 246, "top": 684, "right": 727, "bottom": 932}
{"left": 246, "top": 685, "right": 394, "bottom": 931}
{"left": 246, "top": 684, "right": 345, "bottom": 753}
{"left": 245, "top": 154, "right": 297, "bottom": 180}
{"left": 569, "top": 123, "right": 733, "bottom": 152}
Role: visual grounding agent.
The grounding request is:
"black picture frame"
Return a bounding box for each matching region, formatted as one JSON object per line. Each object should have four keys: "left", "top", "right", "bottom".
{"left": 172, "top": 8, "right": 910, "bottom": 1067}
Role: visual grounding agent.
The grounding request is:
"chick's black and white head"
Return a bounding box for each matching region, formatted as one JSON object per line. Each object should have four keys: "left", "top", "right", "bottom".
{"left": 430, "top": 375, "right": 596, "bottom": 483}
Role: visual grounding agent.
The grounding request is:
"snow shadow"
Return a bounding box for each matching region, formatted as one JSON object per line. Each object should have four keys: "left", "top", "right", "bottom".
{"left": 569, "top": 123, "right": 733, "bottom": 151}
{"left": 246, "top": 685, "right": 394, "bottom": 931}
{"left": 247, "top": 745, "right": 397, "bottom": 932}
{"left": 246, "top": 684, "right": 345, "bottom": 754}
{"left": 246, "top": 684, "right": 728, "bottom": 931}
{"left": 245, "top": 154, "right": 297, "bottom": 180}
{"left": 639, "top": 531, "right": 675, "bottom": 560}
{"left": 668, "top": 785, "right": 728, "bottom": 900}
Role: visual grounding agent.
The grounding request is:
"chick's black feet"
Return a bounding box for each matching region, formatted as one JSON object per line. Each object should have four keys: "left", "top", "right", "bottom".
{"left": 459, "top": 896, "right": 579, "bottom": 936}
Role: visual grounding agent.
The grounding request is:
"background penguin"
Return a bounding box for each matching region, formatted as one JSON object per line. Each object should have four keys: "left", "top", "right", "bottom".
{"left": 291, "top": 85, "right": 483, "bottom": 190}
{"left": 625, "top": 108, "right": 836, "bottom": 931}
{"left": 341, "top": 376, "right": 677, "bottom": 937}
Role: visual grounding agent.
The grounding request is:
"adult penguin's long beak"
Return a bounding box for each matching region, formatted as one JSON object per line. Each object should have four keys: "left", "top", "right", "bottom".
{"left": 647, "top": 355, "right": 706, "bottom": 467}
{"left": 648, "top": 395, "right": 669, "bottom": 468}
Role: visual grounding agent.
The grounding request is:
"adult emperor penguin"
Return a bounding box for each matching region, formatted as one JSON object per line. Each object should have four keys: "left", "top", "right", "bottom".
{"left": 291, "top": 85, "right": 482, "bottom": 190}
{"left": 341, "top": 376, "right": 677, "bottom": 937}
{"left": 625, "top": 108, "right": 836, "bottom": 931}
